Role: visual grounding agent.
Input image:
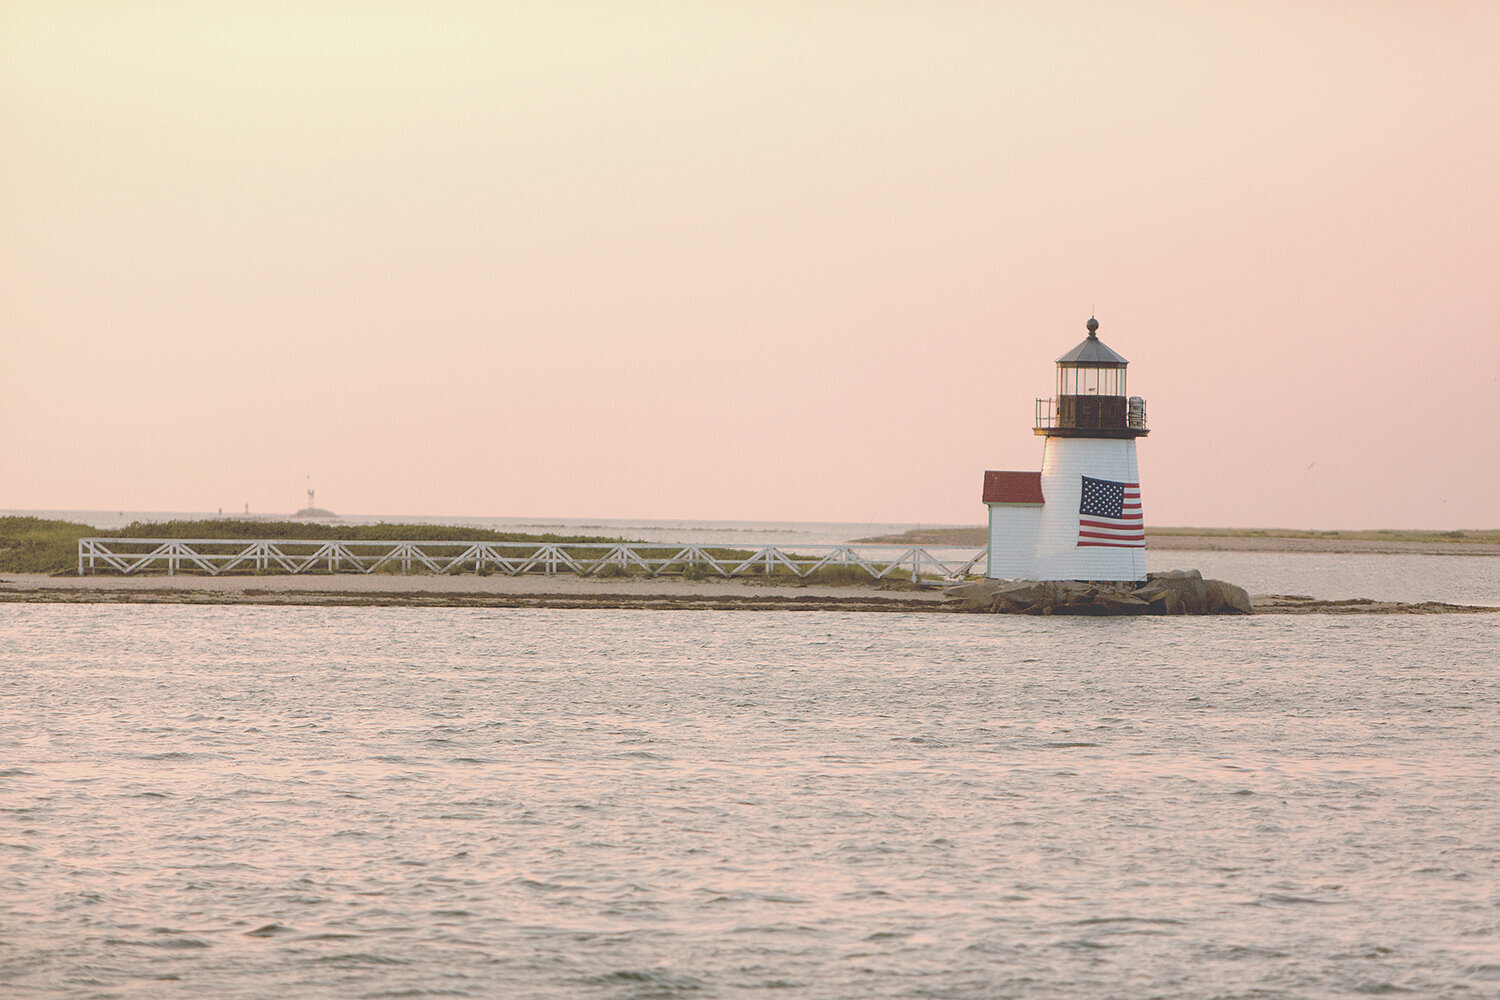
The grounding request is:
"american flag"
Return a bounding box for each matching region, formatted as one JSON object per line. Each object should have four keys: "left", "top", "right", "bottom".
{"left": 1077, "top": 475, "right": 1144, "bottom": 548}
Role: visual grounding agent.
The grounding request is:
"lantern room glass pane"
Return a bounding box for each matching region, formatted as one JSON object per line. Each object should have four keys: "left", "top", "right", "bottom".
{"left": 1057, "top": 365, "right": 1126, "bottom": 397}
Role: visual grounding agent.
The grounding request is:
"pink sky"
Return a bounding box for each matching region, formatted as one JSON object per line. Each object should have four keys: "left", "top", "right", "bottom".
{"left": 3, "top": 2, "right": 1497, "bottom": 529}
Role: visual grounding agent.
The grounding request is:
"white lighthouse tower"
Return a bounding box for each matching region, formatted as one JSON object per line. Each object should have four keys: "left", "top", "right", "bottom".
{"left": 983, "top": 317, "right": 1149, "bottom": 582}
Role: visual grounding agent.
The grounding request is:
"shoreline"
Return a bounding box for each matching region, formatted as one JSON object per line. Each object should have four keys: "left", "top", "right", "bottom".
{"left": 1, "top": 574, "right": 1494, "bottom": 615}
{"left": 1147, "top": 534, "right": 1500, "bottom": 556}
{"left": 855, "top": 530, "right": 1500, "bottom": 556}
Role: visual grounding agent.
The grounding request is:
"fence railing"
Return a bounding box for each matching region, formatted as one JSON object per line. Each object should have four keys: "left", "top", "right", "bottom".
{"left": 76, "top": 538, "right": 987, "bottom": 582}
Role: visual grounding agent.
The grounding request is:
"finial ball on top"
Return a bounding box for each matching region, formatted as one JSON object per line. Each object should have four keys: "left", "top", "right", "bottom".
{"left": 1086, "top": 316, "right": 1099, "bottom": 335}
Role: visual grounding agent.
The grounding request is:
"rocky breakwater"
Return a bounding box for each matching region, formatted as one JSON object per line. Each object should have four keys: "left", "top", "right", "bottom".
{"left": 947, "top": 569, "right": 1253, "bottom": 616}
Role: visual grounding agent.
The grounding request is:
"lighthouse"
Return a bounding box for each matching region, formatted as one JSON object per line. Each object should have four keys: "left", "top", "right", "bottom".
{"left": 983, "top": 317, "right": 1149, "bottom": 582}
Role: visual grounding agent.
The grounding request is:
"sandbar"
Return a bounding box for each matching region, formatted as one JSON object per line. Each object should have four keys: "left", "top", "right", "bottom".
{"left": 1149, "top": 535, "right": 1500, "bottom": 556}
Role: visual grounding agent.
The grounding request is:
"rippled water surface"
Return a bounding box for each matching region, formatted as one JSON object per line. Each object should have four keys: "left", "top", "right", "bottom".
{"left": 3, "top": 606, "right": 1499, "bottom": 999}
{"left": 1152, "top": 551, "right": 1500, "bottom": 606}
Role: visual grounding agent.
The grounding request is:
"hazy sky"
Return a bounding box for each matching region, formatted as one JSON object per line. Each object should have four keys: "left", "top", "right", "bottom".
{"left": 4, "top": 2, "right": 1497, "bottom": 528}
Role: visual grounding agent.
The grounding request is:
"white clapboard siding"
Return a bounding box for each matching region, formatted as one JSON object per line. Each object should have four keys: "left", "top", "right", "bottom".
{"left": 1030, "top": 437, "right": 1146, "bottom": 582}
{"left": 986, "top": 504, "right": 1041, "bottom": 579}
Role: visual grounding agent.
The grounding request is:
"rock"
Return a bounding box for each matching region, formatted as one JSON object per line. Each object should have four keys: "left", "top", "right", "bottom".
{"left": 1204, "top": 579, "right": 1253, "bottom": 614}
{"left": 1055, "top": 581, "right": 1098, "bottom": 601}
{"left": 1184, "top": 586, "right": 1210, "bottom": 614}
{"left": 988, "top": 592, "right": 1031, "bottom": 614}
{"left": 946, "top": 580, "right": 1002, "bottom": 610}
{"left": 1132, "top": 574, "right": 1209, "bottom": 614}
{"left": 1049, "top": 601, "right": 1113, "bottom": 615}
{"left": 1147, "top": 569, "right": 1203, "bottom": 581}
{"left": 1039, "top": 581, "right": 1132, "bottom": 616}
{"left": 1133, "top": 584, "right": 1173, "bottom": 614}
{"left": 996, "top": 580, "right": 1055, "bottom": 605}
{"left": 1131, "top": 581, "right": 1171, "bottom": 603}
{"left": 1027, "top": 585, "right": 1067, "bottom": 615}
{"left": 961, "top": 572, "right": 1251, "bottom": 615}
{"left": 1093, "top": 592, "right": 1150, "bottom": 615}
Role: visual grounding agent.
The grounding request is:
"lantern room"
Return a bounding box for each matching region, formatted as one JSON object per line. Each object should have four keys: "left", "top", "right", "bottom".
{"left": 1035, "top": 317, "right": 1148, "bottom": 438}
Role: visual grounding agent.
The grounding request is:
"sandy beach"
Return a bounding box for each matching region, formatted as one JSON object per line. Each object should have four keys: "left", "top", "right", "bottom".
{"left": 0, "top": 572, "right": 953, "bottom": 613}
{"left": 2, "top": 572, "right": 1494, "bottom": 614}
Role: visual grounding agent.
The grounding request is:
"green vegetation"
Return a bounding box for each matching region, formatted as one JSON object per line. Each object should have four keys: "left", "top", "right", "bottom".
{"left": 0, "top": 517, "right": 922, "bottom": 586}
{"left": 0, "top": 517, "right": 631, "bottom": 576}
{"left": 0, "top": 517, "right": 97, "bottom": 574}
{"left": 855, "top": 527, "right": 989, "bottom": 545}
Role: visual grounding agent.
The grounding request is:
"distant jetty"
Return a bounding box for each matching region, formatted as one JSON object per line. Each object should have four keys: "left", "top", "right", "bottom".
{"left": 291, "top": 507, "right": 338, "bottom": 519}
{"left": 291, "top": 487, "right": 336, "bottom": 519}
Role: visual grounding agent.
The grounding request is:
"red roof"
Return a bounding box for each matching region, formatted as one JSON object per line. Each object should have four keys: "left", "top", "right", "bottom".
{"left": 982, "top": 470, "right": 1044, "bottom": 505}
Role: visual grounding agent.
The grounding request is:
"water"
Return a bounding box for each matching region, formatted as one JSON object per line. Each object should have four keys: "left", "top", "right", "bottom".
{"left": 1148, "top": 551, "right": 1500, "bottom": 607}
{"left": 3, "top": 606, "right": 1499, "bottom": 998}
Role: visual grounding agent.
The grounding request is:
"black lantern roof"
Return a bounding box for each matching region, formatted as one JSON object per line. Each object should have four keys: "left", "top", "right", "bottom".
{"left": 1056, "top": 317, "right": 1128, "bottom": 368}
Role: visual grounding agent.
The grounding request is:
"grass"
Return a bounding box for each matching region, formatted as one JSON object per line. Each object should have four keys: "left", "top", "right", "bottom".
{"left": 0, "top": 517, "right": 634, "bottom": 576}
{"left": 855, "top": 527, "right": 989, "bottom": 545}
{"left": 0, "top": 517, "right": 96, "bottom": 574}
{"left": 0, "top": 517, "right": 921, "bottom": 586}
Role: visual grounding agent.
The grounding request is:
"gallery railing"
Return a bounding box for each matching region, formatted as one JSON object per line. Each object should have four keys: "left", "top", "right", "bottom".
{"left": 1035, "top": 395, "right": 1148, "bottom": 431}
{"left": 76, "top": 538, "right": 987, "bottom": 582}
